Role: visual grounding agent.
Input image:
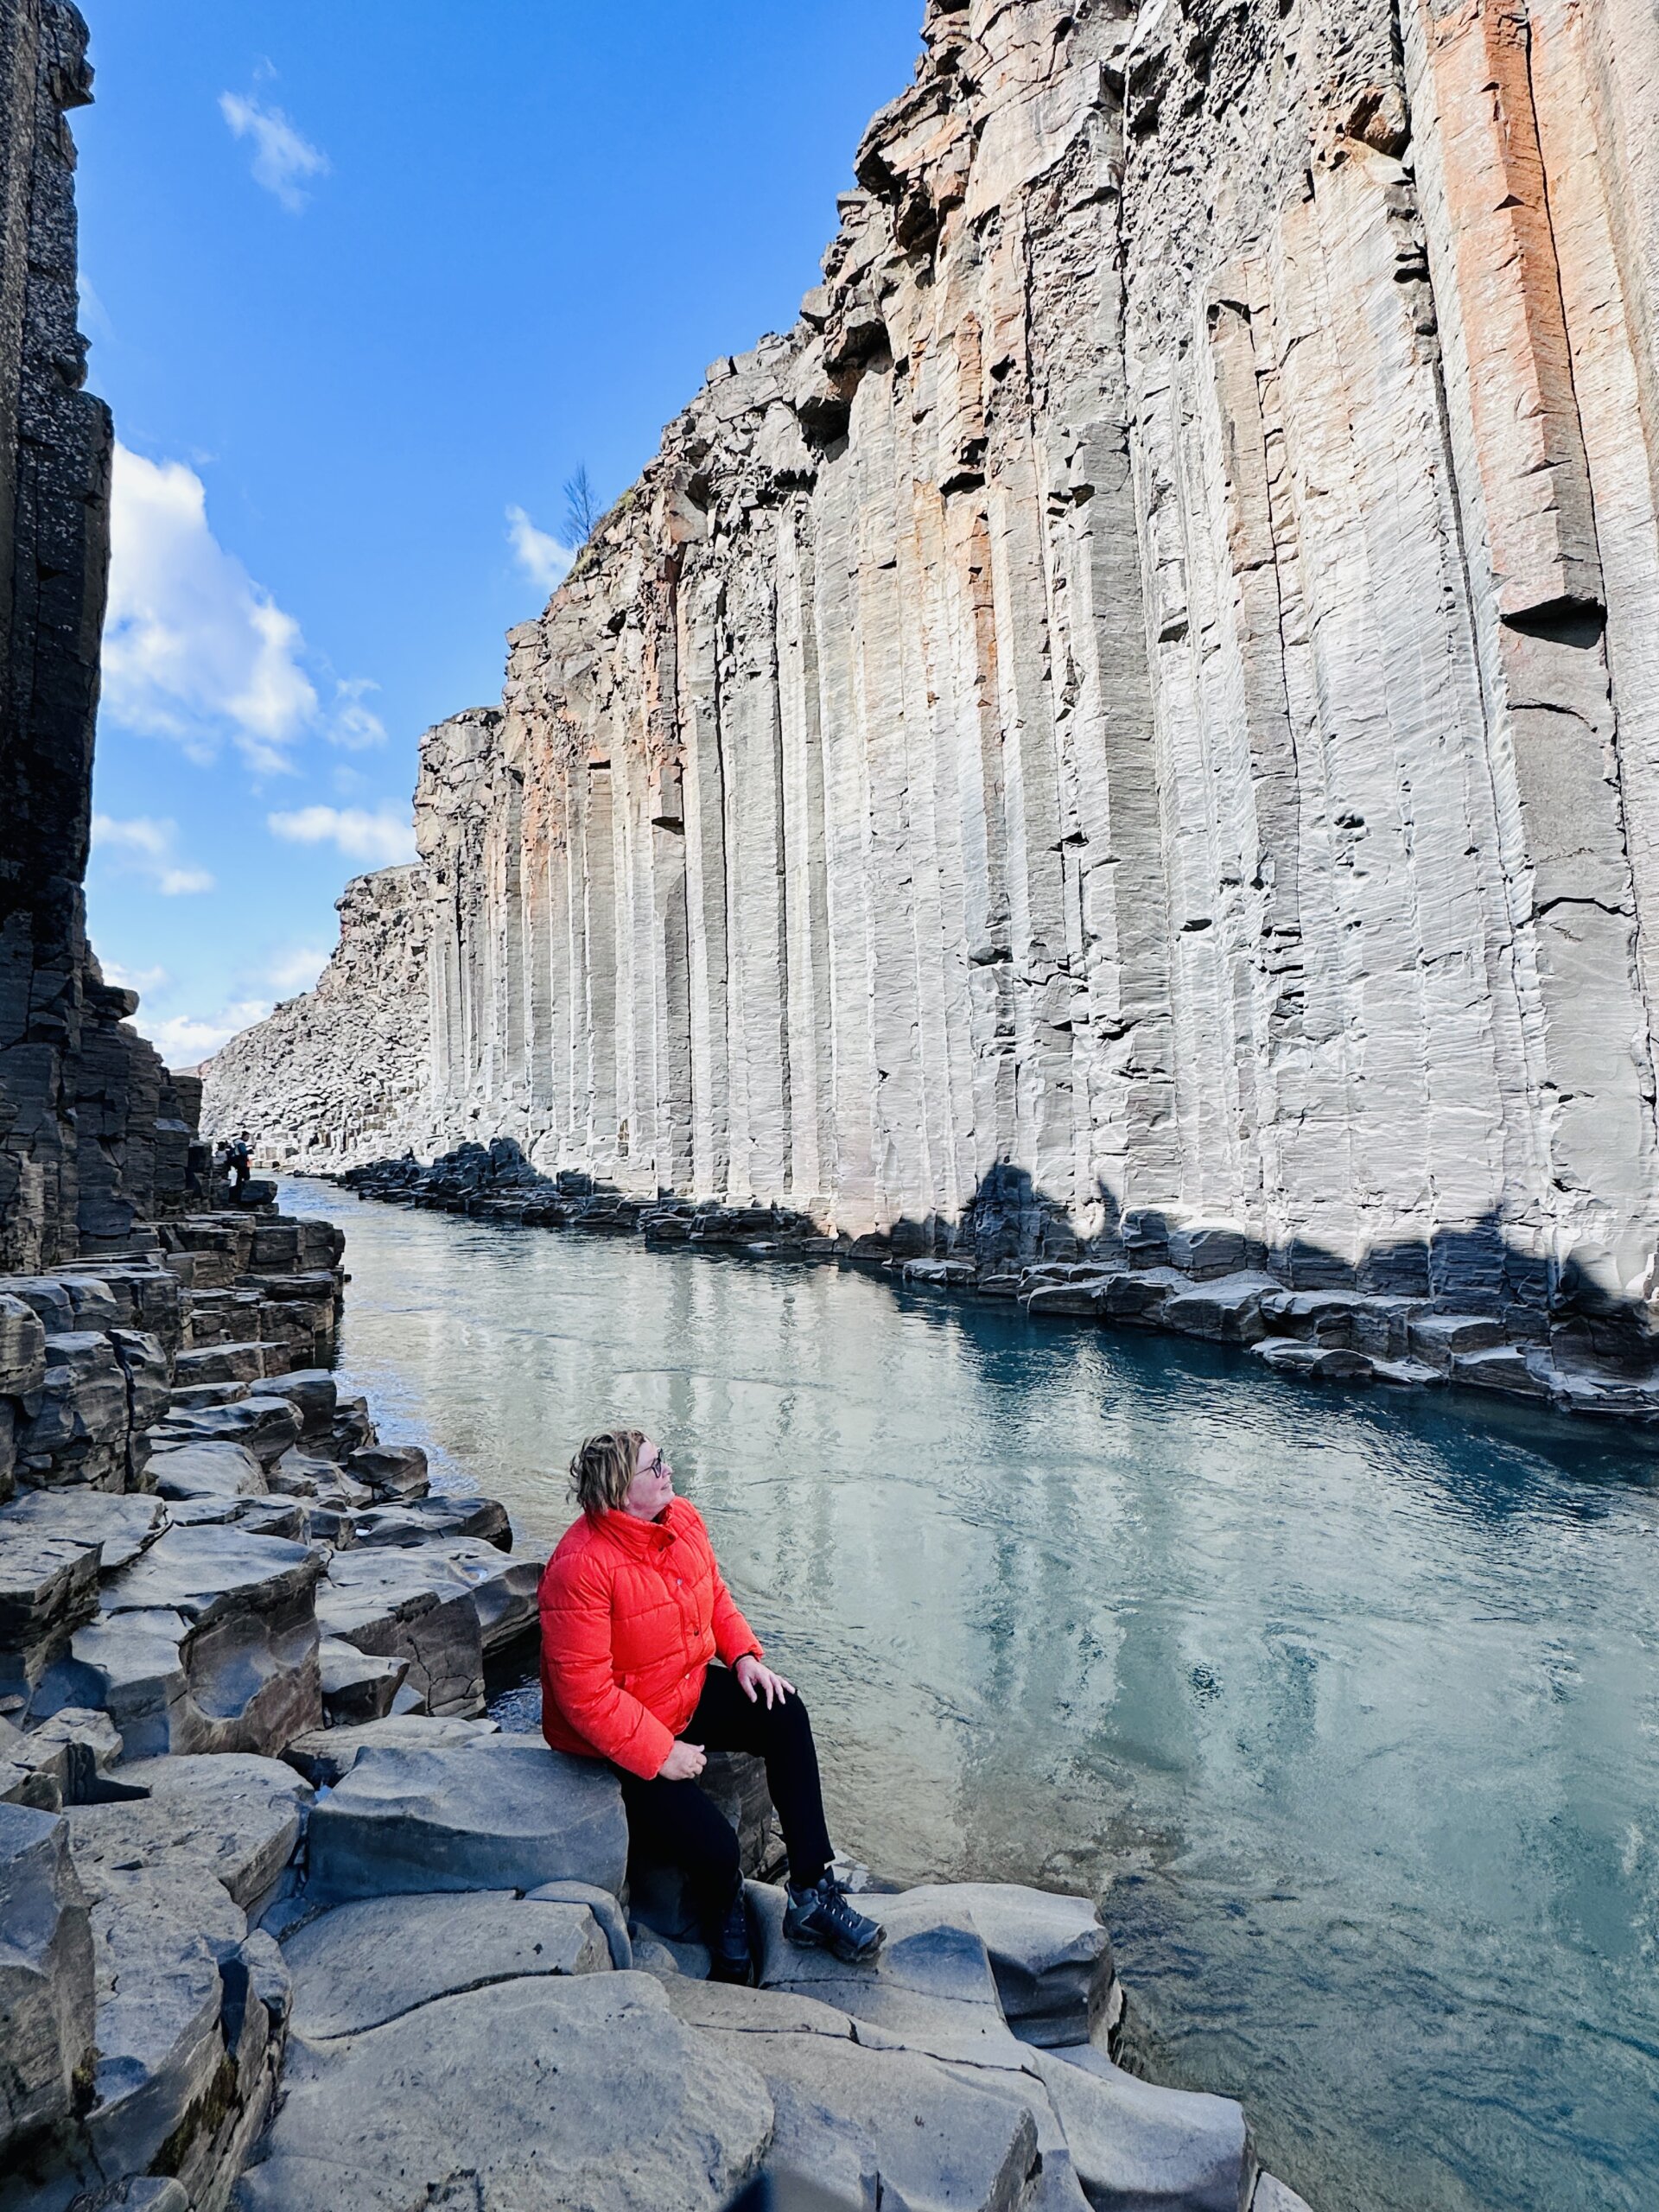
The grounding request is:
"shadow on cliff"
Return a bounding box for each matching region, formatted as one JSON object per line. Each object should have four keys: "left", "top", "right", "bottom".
{"left": 878, "top": 1161, "right": 1656, "bottom": 1379}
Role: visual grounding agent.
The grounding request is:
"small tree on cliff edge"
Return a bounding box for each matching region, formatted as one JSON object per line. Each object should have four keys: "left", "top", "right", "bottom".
{"left": 563, "top": 466, "right": 600, "bottom": 547}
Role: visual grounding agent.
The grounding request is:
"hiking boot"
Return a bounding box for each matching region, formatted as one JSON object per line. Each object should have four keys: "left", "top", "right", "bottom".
{"left": 784, "top": 1873, "right": 886, "bottom": 1965}
{"left": 709, "top": 1884, "right": 755, "bottom": 1986}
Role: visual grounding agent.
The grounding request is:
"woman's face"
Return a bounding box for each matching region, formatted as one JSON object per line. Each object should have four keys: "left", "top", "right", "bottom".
{"left": 621, "top": 1439, "right": 675, "bottom": 1520}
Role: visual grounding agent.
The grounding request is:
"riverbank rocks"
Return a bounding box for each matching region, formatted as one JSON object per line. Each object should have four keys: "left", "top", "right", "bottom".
{"left": 897, "top": 1882, "right": 1116, "bottom": 2049}
{"left": 232, "top": 1971, "right": 773, "bottom": 2212}
{"left": 315, "top": 1545, "right": 486, "bottom": 1715}
{"left": 65, "top": 1755, "right": 312, "bottom": 1919}
{"left": 305, "top": 1737, "right": 628, "bottom": 1902}
{"left": 283, "top": 1890, "right": 610, "bottom": 2037}
{"left": 281, "top": 1711, "right": 498, "bottom": 1788}
{"left": 0, "top": 1805, "right": 94, "bottom": 2160}
{"left": 1032, "top": 2045, "right": 1254, "bottom": 2212}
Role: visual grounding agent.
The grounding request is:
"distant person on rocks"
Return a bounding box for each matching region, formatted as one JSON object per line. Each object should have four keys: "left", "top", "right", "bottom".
{"left": 539, "top": 1428, "right": 885, "bottom": 1986}
{"left": 226, "top": 1134, "right": 251, "bottom": 1198}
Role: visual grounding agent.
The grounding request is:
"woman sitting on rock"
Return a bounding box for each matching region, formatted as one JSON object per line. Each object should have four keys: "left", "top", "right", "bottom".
{"left": 538, "top": 1427, "right": 884, "bottom": 1985}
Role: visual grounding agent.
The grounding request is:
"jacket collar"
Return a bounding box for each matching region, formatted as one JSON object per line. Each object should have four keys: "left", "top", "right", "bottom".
{"left": 594, "top": 1501, "right": 681, "bottom": 1554}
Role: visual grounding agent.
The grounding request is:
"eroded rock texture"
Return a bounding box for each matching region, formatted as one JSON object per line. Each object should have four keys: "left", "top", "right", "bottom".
{"left": 200, "top": 868, "right": 431, "bottom": 1172}
{"left": 218, "top": 0, "right": 1659, "bottom": 1333}
{"left": 0, "top": 0, "right": 203, "bottom": 1269}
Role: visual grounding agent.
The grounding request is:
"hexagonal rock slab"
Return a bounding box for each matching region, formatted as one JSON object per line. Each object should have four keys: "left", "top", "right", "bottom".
{"left": 232, "top": 1971, "right": 772, "bottom": 2212}
{"left": 315, "top": 1547, "right": 486, "bottom": 1717}
{"left": 65, "top": 1754, "right": 313, "bottom": 1918}
{"left": 0, "top": 1804, "right": 93, "bottom": 2163}
{"left": 896, "top": 1882, "right": 1115, "bottom": 2049}
{"left": 750, "top": 1881, "right": 1030, "bottom": 2069}
{"left": 148, "top": 1440, "right": 267, "bottom": 1502}
{"left": 1, "top": 1489, "right": 168, "bottom": 1574}
{"left": 305, "top": 1737, "right": 628, "bottom": 1903}
{"left": 1033, "top": 2044, "right": 1254, "bottom": 2212}
{"left": 283, "top": 1891, "right": 610, "bottom": 2037}
{"left": 282, "top": 1712, "right": 498, "bottom": 1789}
{"left": 702, "top": 2022, "right": 1039, "bottom": 2212}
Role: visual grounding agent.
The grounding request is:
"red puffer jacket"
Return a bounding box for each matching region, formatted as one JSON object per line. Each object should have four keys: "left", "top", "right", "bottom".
{"left": 538, "top": 1497, "right": 762, "bottom": 1779}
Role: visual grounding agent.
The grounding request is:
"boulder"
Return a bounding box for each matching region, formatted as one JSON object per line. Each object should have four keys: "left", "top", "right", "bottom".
{"left": 283, "top": 1891, "right": 609, "bottom": 2037}
{"left": 351, "top": 1493, "right": 512, "bottom": 1549}
{"left": 173, "top": 1342, "right": 267, "bottom": 1389}
{"left": 895, "top": 1883, "right": 1114, "bottom": 2048}
{"left": 282, "top": 1712, "right": 497, "bottom": 1789}
{"left": 317, "top": 1636, "right": 410, "bottom": 1726}
{"left": 153, "top": 1398, "right": 302, "bottom": 1471}
{"left": 1033, "top": 2044, "right": 1254, "bottom": 2212}
{"left": 1251, "top": 1338, "right": 1376, "bottom": 1383}
{"left": 68, "top": 1525, "right": 324, "bottom": 1758}
{"left": 315, "top": 1546, "right": 486, "bottom": 1716}
{"left": 149, "top": 1440, "right": 266, "bottom": 1502}
{"left": 233, "top": 1971, "right": 772, "bottom": 2212}
{"left": 1252, "top": 2178, "right": 1313, "bottom": 2212}
{"left": 418, "top": 1534, "right": 542, "bottom": 1651}
{"left": 0, "top": 1805, "right": 93, "bottom": 2161}
{"left": 524, "top": 1877, "right": 633, "bottom": 1971}
{"left": 64, "top": 1754, "right": 312, "bottom": 1918}
{"left": 751, "top": 1883, "right": 1029, "bottom": 2069}
{"left": 704, "top": 2022, "right": 1039, "bottom": 2212}
{"left": 3, "top": 1281, "right": 73, "bottom": 1347}
{"left": 0, "top": 1534, "right": 102, "bottom": 1698}
{"left": 252, "top": 1369, "right": 336, "bottom": 1439}
{"left": 109, "top": 1331, "right": 172, "bottom": 1432}
{"left": 306, "top": 1737, "right": 628, "bottom": 1903}
{"left": 1407, "top": 1312, "right": 1505, "bottom": 1369}
{"left": 1, "top": 1709, "right": 124, "bottom": 1810}
{"left": 1, "top": 1488, "right": 167, "bottom": 1573}
{"left": 16, "top": 1334, "right": 130, "bottom": 1490}
{"left": 345, "top": 1443, "right": 429, "bottom": 1501}
{"left": 1452, "top": 1345, "right": 1550, "bottom": 1398}
{"left": 1160, "top": 1275, "right": 1276, "bottom": 1346}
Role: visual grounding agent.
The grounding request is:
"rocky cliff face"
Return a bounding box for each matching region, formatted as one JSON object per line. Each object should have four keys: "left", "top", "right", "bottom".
{"left": 223, "top": 0, "right": 1659, "bottom": 1337}
{"left": 0, "top": 0, "right": 200, "bottom": 1267}
{"left": 201, "top": 868, "right": 432, "bottom": 1172}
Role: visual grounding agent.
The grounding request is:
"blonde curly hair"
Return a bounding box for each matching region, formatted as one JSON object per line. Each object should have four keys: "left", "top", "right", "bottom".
{"left": 569, "top": 1427, "right": 649, "bottom": 1518}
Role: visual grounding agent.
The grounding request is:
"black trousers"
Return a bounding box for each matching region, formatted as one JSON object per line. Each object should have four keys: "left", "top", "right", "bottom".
{"left": 618, "top": 1667, "right": 833, "bottom": 1924}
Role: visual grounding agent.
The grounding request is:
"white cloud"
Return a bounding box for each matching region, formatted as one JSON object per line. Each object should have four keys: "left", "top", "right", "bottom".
{"left": 99, "top": 957, "right": 168, "bottom": 998}
{"left": 141, "top": 999, "right": 274, "bottom": 1070}
{"left": 329, "top": 676, "right": 387, "bottom": 751}
{"left": 506, "top": 504, "right": 574, "bottom": 594}
{"left": 92, "top": 815, "right": 216, "bottom": 897}
{"left": 219, "top": 92, "right": 329, "bottom": 213}
{"left": 267, "top": 803, "right": 416, "bottom": 866}
{"left": 104, "top": 442, "right": 317, "bottom": 772}
{"left": 266, "top": 944, "right": 329, "bottom": 995}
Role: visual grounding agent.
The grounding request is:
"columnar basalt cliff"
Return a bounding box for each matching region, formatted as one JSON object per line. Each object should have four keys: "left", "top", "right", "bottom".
{"left": 201, "top": 867, "right": 433, "bottom": 1172}
{"left": 0, "top": 0, "right": 200, "bottom": 1268}
{"left": 220, "top": 0, "right": 1659, "bottom": 1351}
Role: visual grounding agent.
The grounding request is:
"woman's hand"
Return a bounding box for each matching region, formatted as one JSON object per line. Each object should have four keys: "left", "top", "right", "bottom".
{"left": 734, "top": 1654, "right": 795, "bottom": 1708}
{"left": 658, "top": 1738, "right": 707, "bottom": 1781}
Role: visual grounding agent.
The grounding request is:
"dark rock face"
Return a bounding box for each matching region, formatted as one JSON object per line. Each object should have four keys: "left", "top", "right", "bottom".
{"left": 0, "top": 0, "right": 204, "bottom": 1276}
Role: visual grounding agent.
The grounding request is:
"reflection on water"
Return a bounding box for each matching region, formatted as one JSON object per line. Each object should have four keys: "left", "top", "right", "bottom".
{"left": 283, "top": 1180, "right": 1659, "bottom": 2212}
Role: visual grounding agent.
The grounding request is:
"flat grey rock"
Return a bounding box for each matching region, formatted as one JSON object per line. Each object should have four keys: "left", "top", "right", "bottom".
{"left": 0, "top": 1534, "right": 102, "bottom": 1697}
{"left": 154, "top": 1397, "right": 302, "bottom": 1469}
{"left": 524, "top": 1876, "right": 633, "bottom": 1970}
{"left": 65, "top": 1753, "right": 312, "bottom": 1916}
{"left": 316, "top": 1545, "right": 486, "bottom": 1716}
{"left": 315, "top": 1636, "right": 410, "bottom": 1726}
{"left": 897, "top": 1881, "right": 1114, "bottom": 2048}
{"left": 283, "top": 1890, "right": 609, "bottom": 2037}
{"left": 306, "top": 1737, "right": 627, "bottom": 1903}
{"left": 704, "top": 2024, "right": 1039, "bottom": 2212}
{"left": 751, "top": 1881, "right": 1028, "bottom": 2069}
{"left": 234, "top": 1971, "right": 772, "bottom": 2212}
{"left": 0, "top": 1489, "right": 168, "bottom": 1574}
{"left": 660, "top": 1976, "right": 854, "bottom": 2039}
{"left": 0, "top": 1803, "right": 93, "bottom": 2161}
{"left": 149, "top": 1440, "right": 267, "bottom": 1501}
{"left": 1034, "top": 2044, "right": 1254, "bottom": 2212}
{"left": 352, "top": 1493, "right": 512, "bottom": 1549}
{"left": 1252, "top": 2179, "right": 1314, "bottom": 2212}
{"left": 282, "top": 1711, "right": 496, "bottom": 1788}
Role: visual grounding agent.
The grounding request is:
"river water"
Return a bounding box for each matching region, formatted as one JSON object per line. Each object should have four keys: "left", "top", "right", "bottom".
{"left": 280, "top": 1179, "right": 1659, "bottom": 2212}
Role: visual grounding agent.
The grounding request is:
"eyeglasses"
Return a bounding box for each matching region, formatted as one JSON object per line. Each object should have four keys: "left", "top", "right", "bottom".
{"left": 639, "top": 1451, "right": 673, "bottom": 1479}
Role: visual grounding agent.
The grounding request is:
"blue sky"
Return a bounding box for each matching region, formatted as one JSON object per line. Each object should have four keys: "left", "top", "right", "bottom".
{"left": 78, "top": 0, "right": 920, "bottom": 1065}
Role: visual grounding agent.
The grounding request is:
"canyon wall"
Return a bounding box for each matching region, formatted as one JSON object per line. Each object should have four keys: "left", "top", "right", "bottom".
{"left": 0, "top": 0, "right": 199, "bottom": 1266}
{"left": 200, "top": 865, "right": 433, "bottom": 1170}
{"left": 225, "top": 0, "right": 1659, "bottom": 1329}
